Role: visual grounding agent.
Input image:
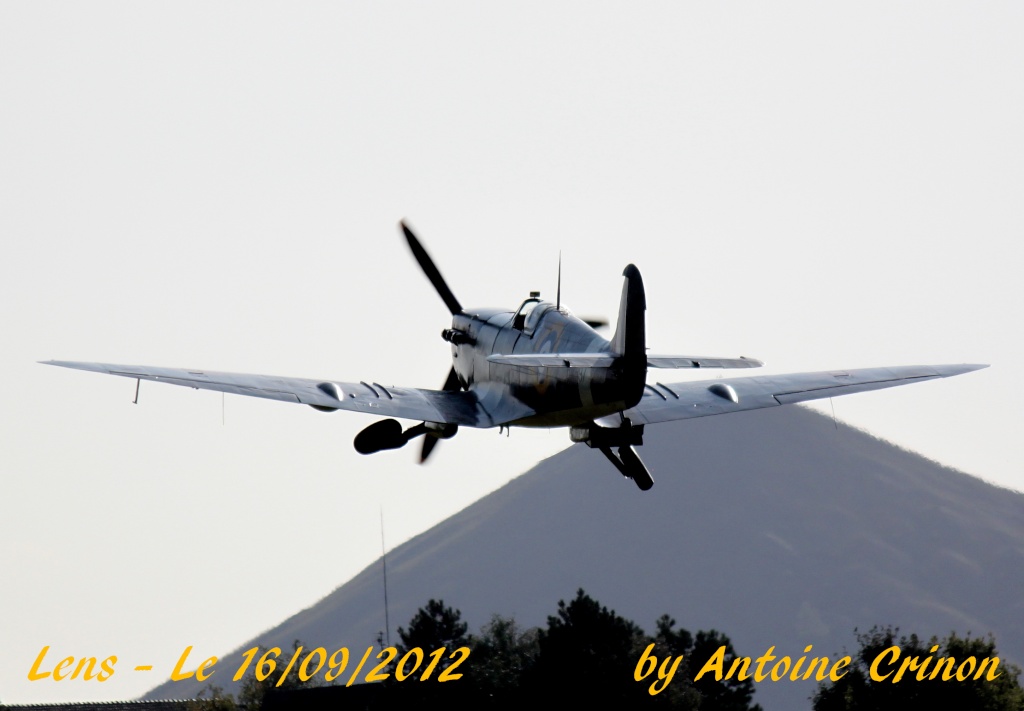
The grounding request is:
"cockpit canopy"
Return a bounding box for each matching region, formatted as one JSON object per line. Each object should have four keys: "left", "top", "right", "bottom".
{"left": 510, "top": 298, "right": 571, "bottom": 335}
{"left": 513, "top": 298, "right": 542, "bottom": 331}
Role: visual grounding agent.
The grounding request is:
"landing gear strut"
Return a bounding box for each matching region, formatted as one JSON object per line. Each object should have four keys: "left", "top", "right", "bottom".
{"left": 570, "top": 419, "right": 654, "bottom": 491}
{"left": 597, "top": 444, "right": 654, "bottom": 491}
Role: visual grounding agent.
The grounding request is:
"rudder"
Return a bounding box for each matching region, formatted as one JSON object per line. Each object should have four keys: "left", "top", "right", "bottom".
{"left": 610, "top": 264, "right": 647, "bottom": 359}
{"left": 610, "top": 264, "right": 647, "bottom": 408}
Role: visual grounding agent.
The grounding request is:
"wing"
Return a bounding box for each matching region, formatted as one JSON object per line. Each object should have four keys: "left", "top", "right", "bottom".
{"left": 487, "top": 354, "right": 763, "bottom": 369}
{"left": 42, "top": 360, "right": 496, "bottom": 427}
{"left": 612, "top": 364, "right": 987, "bottom": 426}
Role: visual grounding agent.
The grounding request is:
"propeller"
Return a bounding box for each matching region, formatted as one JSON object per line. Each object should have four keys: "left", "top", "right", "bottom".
{"left": 394, "top": 222, "right": 469, "bottom": 462}
{"left": 420, "top": 366, "right": 462, "bottom": 463}
{"left": 399, "top": 221, "right": 466, "bottom": 462}
{"left": 419, "top": 429, "right": 441, "bottom": 463}
{"left": 401, "top": 220, "right": 463, "bottom": 315}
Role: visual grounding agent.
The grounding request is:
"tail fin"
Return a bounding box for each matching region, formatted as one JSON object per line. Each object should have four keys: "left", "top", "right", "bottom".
{"left": 610, "top": 264, "right": 647, "bottom": 359}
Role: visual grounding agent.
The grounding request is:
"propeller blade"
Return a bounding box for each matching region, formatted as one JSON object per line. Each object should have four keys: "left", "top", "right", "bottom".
{"left": 400, "top": 220, "right": 463, "bottom": 315}
{"left": 420, "top": 367, "right": 462, "bottom": 464}
{"left": 420, "top": 434, "right": 440, "bottom": 463}
{"left": 441, "top": 365, "right": 462, "bottom": 391}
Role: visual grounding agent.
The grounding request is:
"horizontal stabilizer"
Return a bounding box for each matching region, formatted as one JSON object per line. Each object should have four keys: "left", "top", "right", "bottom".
{"left": 488, "top": 353, "right": 615, "bottom": 368}
{"left": 487, "top": 353, "right": 763, "bottom": 369}
{"left": 647, "top": 355, "right": 763, "bottom": 369}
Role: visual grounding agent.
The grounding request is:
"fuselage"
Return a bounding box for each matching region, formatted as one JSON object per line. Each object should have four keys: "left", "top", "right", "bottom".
{"left": 447, "top": 298, "right": 645, "bottom": 427}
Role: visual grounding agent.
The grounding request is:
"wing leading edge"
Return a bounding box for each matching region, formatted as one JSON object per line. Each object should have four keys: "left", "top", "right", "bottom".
{"left": 613, "top": 364, "right": 988, "bottom": 426}
{"left": 41, "top": 360, "right": 504, "bottom": 427}
{"left": 43, "top": 361, "right": 985, "bottom": 430}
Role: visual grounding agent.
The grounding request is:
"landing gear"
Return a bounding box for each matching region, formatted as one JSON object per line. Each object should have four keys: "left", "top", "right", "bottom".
{"left": 598, "top": 444, "right": 654, "bottom": 491}
{"left": 570, "top": 419, "right": 655, "bottom": 491}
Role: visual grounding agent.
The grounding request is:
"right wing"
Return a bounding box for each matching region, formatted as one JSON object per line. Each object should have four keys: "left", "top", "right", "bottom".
{"left": 41, "top": 360, "right": 504, "bottom": 427}
{"left": 613, "top": 363, "right": 987, "bottom": 426}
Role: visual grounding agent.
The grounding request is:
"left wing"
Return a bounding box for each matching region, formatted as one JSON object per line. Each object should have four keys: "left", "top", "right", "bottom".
{"left": 612, "top": 364, "right": 987, "bottom": 426}
{"left": 41, "top": 360, "right": 499, "bottom": 427}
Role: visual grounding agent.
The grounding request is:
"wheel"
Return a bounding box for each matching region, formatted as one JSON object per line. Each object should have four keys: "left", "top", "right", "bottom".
{"left": 618, "top": 446, "right": 654, "bottom": 491}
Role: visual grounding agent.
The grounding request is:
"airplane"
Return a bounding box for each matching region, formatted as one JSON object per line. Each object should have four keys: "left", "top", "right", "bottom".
{"left": 43, "top": 221, "right": 986, "bottom": 491}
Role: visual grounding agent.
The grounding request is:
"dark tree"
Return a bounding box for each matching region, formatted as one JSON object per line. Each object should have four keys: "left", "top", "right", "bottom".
{"left": 375, "top": 599, "right": 473, "bottom": 706}
{"left": 530, "top": 588, "right": 653, "bottom": 704}
{"left": 650, "top": 615, "right": 703, "bottom": 709}
{"left": 688, "top": 629, "right": 762, "bottom": 711}
{"left": 460, "top": 614, "right": 542, "bottom": 707}
{"left": 397, "top": 598, "right": 469, "bottom": 652}
{"left": 188, "top": 641, "right": 316, "bottom": 711}
{"left": 813, "top": 626, "right": 1024, "bottom": 711}
{"left": 655, "top": 614, "right": 694, "bottom": 658}
{"left": 238, "top": 640, "right": 318, "bottom": 711}
{"left": 210, "top": 595, "right": 762, "bottom": 709}
{"left": 652, "top": 616, "right": 761, "bottom": 711}
{"left": 469, "top": 614, "right": 540, "bottom": 697}
{"left": 186, "top": 685, "right": 238, "bottom": 711}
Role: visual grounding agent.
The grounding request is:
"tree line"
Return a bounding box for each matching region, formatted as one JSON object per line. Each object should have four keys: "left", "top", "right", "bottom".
{"left": 187, "top": 589, "right": 1022, "bottom": 710}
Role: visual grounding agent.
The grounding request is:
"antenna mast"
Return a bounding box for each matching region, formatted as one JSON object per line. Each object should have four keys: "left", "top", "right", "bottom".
{"left": 380, "top": 506, "right": 391, "bottom": 647}
{"left": 556, "top": 251, "right": 562, "bottom": 310}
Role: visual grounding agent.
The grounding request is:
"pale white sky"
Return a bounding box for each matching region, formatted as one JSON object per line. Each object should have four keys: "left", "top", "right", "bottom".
{"left": 1, "top": 2, "right": 1021, "bottom": 704}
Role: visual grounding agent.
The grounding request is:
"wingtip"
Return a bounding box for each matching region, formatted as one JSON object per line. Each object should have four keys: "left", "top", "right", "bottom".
{"left": 939, "top": 363, "right": 989, "bottom": 377}
{"left": 37, "top": 360, "right": 115, "bottom": 375}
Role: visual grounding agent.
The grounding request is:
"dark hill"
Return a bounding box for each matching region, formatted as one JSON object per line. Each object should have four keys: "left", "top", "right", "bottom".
{"left": 145, "top": 406, "right": 1024, "bottom": 709}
